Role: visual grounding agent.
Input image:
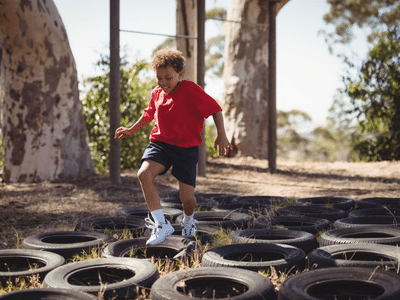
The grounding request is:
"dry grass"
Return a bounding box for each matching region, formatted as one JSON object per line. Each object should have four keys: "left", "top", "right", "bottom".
{"left": 1, "top": 157, "right": 400, "bottom": 297}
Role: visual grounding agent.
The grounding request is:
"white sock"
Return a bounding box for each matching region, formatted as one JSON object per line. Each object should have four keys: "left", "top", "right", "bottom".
{"left": 151, "top": 209, "right": 166, "bottom": 224}
{"left": 182, "top": 213, "right": 194, "bottom": 224}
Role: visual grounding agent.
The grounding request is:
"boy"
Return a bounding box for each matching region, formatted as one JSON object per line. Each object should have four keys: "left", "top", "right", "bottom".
{"left": 115, "top": 49, "right": 232, "bottom": 245}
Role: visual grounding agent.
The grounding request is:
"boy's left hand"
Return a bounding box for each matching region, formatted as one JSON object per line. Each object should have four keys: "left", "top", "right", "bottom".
{"left": 214, "top": 135, "right": 233, "bottom": 156}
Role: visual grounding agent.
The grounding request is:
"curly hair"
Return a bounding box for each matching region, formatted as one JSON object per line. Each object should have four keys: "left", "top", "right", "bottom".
{"left": 151, "top": 48, "right": 186, "bottom": 73}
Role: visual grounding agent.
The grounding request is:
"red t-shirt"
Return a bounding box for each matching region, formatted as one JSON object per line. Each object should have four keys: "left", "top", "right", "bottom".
{"left": 143, "top": 80, "right": 222, "bottom": 147}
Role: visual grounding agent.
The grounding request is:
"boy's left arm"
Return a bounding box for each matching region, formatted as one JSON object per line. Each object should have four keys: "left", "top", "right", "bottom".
{"left": 212, "top": 111, "right": 233, "bottom": 156}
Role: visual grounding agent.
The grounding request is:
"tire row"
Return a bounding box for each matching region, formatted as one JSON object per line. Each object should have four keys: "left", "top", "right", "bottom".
{"left": 1, "top": 194, "right": 400, "bottom": 299}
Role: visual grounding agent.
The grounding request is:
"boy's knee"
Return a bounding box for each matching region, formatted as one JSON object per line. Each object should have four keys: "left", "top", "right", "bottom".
{"left": 180, "top": 193, "right": 196, "bottom": 204}
{"left": 137, "top": 167, "right": 151, "bottom": 184}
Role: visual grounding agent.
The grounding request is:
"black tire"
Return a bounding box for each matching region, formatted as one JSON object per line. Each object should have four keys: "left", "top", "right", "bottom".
{"left": 295, "top": 196, "right": 355, "bottom": 211}
{"left": 160, "top": 196, "right": 218, "bottom": 211}
{"left": 74, "top": 216, "right": 147, "bottom": 236}
{"left": 142, "top": 223, "right": 221, "bottom": 245}
{"left": 333, "top": 216, "right": 400, "bottom": 229}
{"left": 175, "top": 211, "right": 252, "bottom": 230}
{"left": 166, "top": 189, "right": 237, "bottom": 204}
{"left": 149, "top": 267, "right": 276, "bottom": 300}
{"left": 278, "top": 267, "right": 400, "bottom": 300}
{"left": 309, "top": 243, "right": 400, "bottom": 270}
{"left": 356, "top": 197, "right": 400, "bottom": 209}
{"left": 116, "top": 205, "right": 182, "bottom": 222}
{"left": 43, "top": 257, "right": 158, "bottom": 299}
{"left": 348, "top": 207, "right": 400, "bottom": 218}
{"left": 212, "top": 202, "right": 272, "bottom": 214}
{"left": 278, "top": 205, "right": 347, "bottom": 222}
{"left": 205, "top": 193, "right": 238, "bottom": 204}
{"left": 319, "top": 226, "right": 400, "bottom": 246}
{"left": 22, "top": 231, "right": 116, "bottom": 259}
{"left": 230, "top": 229, "right": 318, "bottom": 254}
{"left": 0, "top": 288, "right": 99, "bottom": 300}
{"left": 253, "top": 216, "right": 331, "bottom": 234}
{"left": 102, "top": 235, "right": 197, "bottom": 260}
{"left": 0, "top": 249, "right": 65, "bottom": 284}
{"left": 201, "top": 243, "right": 305, "bottom": 273}
{"left": 233, "top": 195, "right": 287, "bottom": 206}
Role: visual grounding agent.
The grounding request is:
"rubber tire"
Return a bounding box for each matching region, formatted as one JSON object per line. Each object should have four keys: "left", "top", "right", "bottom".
{"left": 333, "top": 216, "right": 400, "bottom": 229}
{"left": 116, "top": 205, "right": 182, "bottom": 222}
{"left": 175, "top": 211, "right": 252, "bottom": 230}
{"left": 166, "top": 189, "right": 237, "bottom": 204}
{"left": 230, "top": 228, "right": 318, "bottom": 253}
{"left": 356, "top": 197, "right": 400, "bottom": 209}
{"left": 22, "top": 231, "right": 116, "bottom": 259}
{"left": 0, "top": 288, "right": 99, "bottom": 300}
{"left": 74, "top": 216, "right": 147, "bottom": 236}
{"left": 319, "top": 226, "right": 400, "bottom": 246}
{"left": 0, "top": 249, "right": 65, "bottom": 284}
{"left": 43, "top": 257, "right": 158, "bottom": 299}
{"left": 102, "top": 235, "right": 197, "bottom": 260}
{"left": 278, "top": 205, "right": 347, "bottom": 222}
{"left": 348, "top": 207, "right": 400, "bottom": 218}
{"left": 278, "top": 266, "right": 400, "bottom": 300}
{"left": 149, "top": 267, "right": 276, "bottom": 300}
{"left": 213, "top": 196, "right": 284, "bottom": 213}
{"left": 160, "top": 196, "right": 218, "bottom": 211}
{"left": 253, "top": 216, "right": 331, "bottom": 234}
{"left": 232, "top": 195, "right": 287, "bottom": 206}
{"left": 201, "top": 243, "right": 305, "bottom": 273}
{"left": 211, "top": 202, "right": 272, "bottom": 214}
{"left": 295, "top": 196, "right": 355, "bottom": 211}
{"left": 309, "top": 243, "right": 400, "bottom": 270}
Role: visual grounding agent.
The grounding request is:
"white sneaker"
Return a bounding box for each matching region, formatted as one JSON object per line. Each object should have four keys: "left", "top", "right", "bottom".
{"left": 181, "top": 218, "right": 197, "bottom": 237}
{"left": 145, "top": 217, "right": 174, "bottom": 245}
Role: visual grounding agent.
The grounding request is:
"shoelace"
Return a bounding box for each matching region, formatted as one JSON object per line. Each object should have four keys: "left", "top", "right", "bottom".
{"left": 182, "top": 219, "right": 197, "bottom": 235}
{"left": 145, "top": 216, "right": 161, "bottom": 233}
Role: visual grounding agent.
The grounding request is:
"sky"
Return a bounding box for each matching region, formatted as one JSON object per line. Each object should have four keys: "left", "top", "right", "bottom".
{"left": 53, "top": 0, "right": 370, "bottom": 129}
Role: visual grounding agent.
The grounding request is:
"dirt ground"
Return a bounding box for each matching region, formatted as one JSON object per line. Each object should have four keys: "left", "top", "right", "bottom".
{"left": 1, "top": 157, "right": 400, "bottom": 249}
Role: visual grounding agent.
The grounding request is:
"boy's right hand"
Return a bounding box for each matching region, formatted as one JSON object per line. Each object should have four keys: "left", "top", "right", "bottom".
{"left": 115, "top": 127, "right": 132, "bottom": 139}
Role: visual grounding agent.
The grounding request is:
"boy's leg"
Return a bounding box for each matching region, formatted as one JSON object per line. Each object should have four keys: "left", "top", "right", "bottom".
{"left": 179, "top": 181, "right": 197, "bottom": 237}
{"left": 137, "top": 160, "right": 166, "bottom": 212}
{"left": 138, "top": 159, "right": 174, "bottom": 244}
{"left": 179, "top": 181, "right": 196, "bottom": 215}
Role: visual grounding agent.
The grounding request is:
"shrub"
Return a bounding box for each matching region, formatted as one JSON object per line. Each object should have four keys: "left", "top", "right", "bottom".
{"left": 81, "top": 57, "right": 155, "bottom": 173}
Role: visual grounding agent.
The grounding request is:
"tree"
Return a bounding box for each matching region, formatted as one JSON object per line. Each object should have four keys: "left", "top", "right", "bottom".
{"left": 82, "top": 57, "right": 155, "bottom": 173}
{"left": 222, "top": 0, "right": 271, "bottom": 158}
{"left": 324, "top": 0, "right": 400, "bottom": 45}
{"left": 0, "top": 0, "right": 94, "bottom": 182}
{"left": 345, "top": 26, "right": 400, "bottom": 161}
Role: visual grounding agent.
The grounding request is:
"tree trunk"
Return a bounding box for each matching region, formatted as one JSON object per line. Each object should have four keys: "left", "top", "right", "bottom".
{"left": 0, "top": 0, "right": 95, "bottom": 182}
{"left": 176, "top": 0, "right": 197, "bottom": 81}
{"left": 176, "top": 0, "right": 207, "bottom": 176}
{"left": 222, "top": 0, "right": 270, "bottom": 158}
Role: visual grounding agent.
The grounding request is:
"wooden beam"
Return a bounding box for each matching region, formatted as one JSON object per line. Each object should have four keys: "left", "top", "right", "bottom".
{"left": 109, "top": 0, "right": 121, "bottom": 185}
{"left": 268, "top": 1, "right": 277, "bottom": 173}
{"left": 197, "top": 0, "right": 207, "bottom": 177}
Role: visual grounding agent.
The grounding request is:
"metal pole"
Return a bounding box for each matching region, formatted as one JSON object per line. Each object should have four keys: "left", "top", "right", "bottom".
{"left": 109, "top": 0, "right": 121, "bottom": 185}
{"left": 197, "top": 0, "right": 207, "bottom": 177}
{"left": 268, "top": 1, "right": 277, "bottom": 173}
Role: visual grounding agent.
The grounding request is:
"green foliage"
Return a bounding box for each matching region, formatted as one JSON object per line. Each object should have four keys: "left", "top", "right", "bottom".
{"left": 205, "top": 124, "right": 219, "bottom": 158}
{"left": 81, "top": 57, "right": 155, "bottom": 173}
{"left": 345, "top": 26, "right": 400, "bottom": 161}
{"left": 323, "top": 0, "right": 400, "bottom": 45}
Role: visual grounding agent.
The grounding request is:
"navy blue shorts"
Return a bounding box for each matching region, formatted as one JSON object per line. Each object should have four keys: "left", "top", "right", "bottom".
{"left": 141, "top": 141, "right": 199, "bottom": 187}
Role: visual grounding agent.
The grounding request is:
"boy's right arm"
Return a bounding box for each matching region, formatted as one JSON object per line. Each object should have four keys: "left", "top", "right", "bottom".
{"left": 115, "top": 115, "right": 150, "bottom": 139}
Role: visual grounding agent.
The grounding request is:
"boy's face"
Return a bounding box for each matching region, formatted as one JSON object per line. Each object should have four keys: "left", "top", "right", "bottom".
{"left": 156, "top": 66, "right": 183, "bottom": 94}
